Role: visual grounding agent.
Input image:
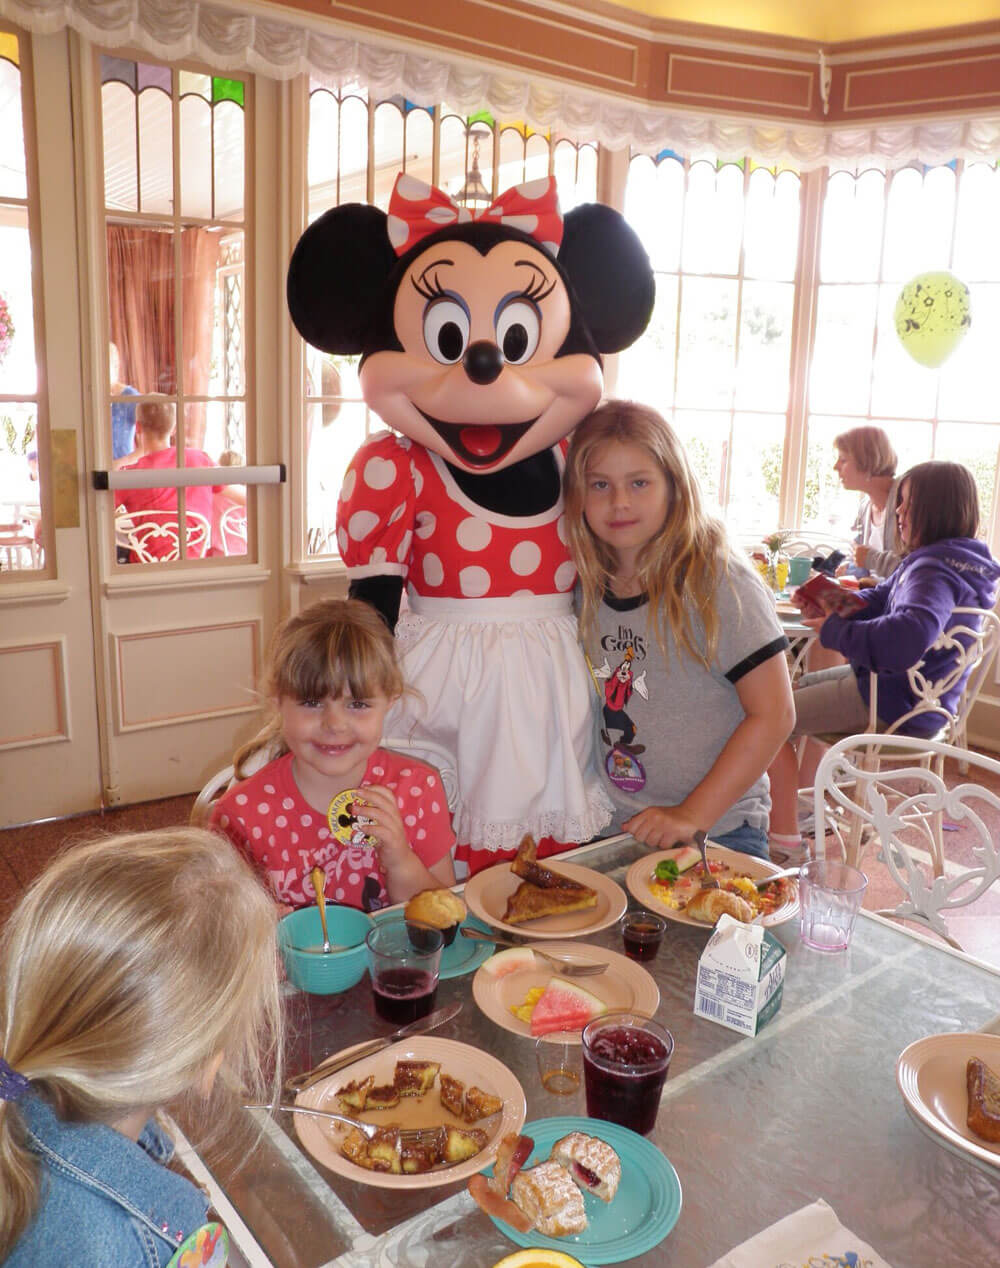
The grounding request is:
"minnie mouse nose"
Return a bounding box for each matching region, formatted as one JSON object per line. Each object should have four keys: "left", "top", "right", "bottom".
{"left": 463, "top": 341, "right": 504, "bottom": 385}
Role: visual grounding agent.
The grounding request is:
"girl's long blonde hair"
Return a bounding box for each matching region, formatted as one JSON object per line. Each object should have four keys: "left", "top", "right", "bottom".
{"left": 0, "top": 828, "right": 283, "bottom": 1257}
{"left": 234, "top": 597, "right": 404, "bottom": 778}
{"left": 564, "top": 400, "right": 734, "bottom": 668}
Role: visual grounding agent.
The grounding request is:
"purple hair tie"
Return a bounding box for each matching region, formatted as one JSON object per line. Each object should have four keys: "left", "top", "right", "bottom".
{"left": 0, "top": 1057, "right": 29, "bottom": 1103}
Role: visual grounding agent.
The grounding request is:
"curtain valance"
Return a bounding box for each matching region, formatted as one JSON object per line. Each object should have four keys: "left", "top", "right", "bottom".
{"left": 4, "top": 0, "right": 1000, "bottom": 169}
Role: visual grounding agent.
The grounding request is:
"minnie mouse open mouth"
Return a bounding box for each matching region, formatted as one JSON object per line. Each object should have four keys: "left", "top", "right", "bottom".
{"left": 421, "top": 413, "right": 536, "bottom": 468}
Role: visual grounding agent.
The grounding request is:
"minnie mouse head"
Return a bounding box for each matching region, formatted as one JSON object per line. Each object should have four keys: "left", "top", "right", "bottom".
{"left": 287, "top": 174, "right": 653, "bottom": 473}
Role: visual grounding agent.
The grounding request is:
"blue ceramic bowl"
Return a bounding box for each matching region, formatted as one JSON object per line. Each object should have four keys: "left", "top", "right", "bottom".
{"left": 278, "top": 905, "right": 374, "bottom": 994}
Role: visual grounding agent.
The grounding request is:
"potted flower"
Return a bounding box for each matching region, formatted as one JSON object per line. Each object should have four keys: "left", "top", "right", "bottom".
{"left": 760, "top": 530, "right": 791, "bottom": 591}
{"left": 0, "top": 293, "right": 14, "bottom": 367}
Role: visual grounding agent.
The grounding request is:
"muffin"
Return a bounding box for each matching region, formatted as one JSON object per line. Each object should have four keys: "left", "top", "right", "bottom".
{"left": 404, "top": 887, "right": 467, "bottom": 946}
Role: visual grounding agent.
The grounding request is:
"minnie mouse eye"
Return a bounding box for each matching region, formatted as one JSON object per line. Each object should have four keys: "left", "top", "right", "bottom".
{"left": 495, "top": 299, "right": 540, "bottom": 365}
{"left": 423, "top": 298, "right": 470, "bottom": 365}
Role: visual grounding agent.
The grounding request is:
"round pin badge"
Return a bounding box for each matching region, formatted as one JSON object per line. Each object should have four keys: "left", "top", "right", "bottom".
{"left": 165, "top": 1222, "right": 229, "bottom": 1268}
{"left": 326, "top": 788, "right": 375, "bottom": 845}
{"left": 606, "top": 745, "right": 646, "bottom": 792}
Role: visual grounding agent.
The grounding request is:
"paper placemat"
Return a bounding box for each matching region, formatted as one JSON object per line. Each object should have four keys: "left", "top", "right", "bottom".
{"left": 709, "top": 1199, "right": 892, "bottom": 1268}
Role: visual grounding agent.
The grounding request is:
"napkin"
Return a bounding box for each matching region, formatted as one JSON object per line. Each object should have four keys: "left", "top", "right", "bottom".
{"left": 709, "top": 1199, "right": 893, "bottom": 1267}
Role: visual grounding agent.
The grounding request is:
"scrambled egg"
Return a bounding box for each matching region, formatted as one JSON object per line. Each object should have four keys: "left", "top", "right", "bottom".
{"left": 510, "top": 986, "right": 545, "bottom": 1023}
{"left": 648, "top": 880, "right": 684, "bottom": 910}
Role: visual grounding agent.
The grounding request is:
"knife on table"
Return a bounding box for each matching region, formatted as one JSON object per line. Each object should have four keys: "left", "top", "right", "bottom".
{"left": 284, "top": 1000, "right": 463, "bottom": 1094}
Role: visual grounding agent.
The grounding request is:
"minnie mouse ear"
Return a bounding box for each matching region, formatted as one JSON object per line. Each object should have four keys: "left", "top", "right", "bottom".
{"left": 286, "top": 204, "right": 397, "bottom": 355}
{"left": 559, "top": 204, "right": 655, "bottom": 354}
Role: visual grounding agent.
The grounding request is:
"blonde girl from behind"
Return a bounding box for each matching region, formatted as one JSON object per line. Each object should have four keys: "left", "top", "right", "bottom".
{"left": 211, "top": 597, "right": 456, "bottom": 913}
{"left": 564, "top": 400, "right": 794, "bottom": 859}
{"left": 0, "top": 827, "right": 284, "bottom": 1266}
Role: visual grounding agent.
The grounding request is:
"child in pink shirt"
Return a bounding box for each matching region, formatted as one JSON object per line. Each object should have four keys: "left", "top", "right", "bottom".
{"left": 211, "top": 599, "right": 456, "bottom": 912}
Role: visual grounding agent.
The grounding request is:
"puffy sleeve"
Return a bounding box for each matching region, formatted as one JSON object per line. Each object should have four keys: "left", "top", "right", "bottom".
{"left": 335, "top": 431, "right": 417, "bottom": 580}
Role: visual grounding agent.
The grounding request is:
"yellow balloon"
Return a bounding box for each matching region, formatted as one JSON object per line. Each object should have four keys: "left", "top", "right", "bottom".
{"left": 894, "top": 271, "right": 971, "bottom": 368}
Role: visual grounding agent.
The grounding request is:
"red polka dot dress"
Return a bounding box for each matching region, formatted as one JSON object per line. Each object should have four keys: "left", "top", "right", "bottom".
{"left": 337, "top": 432, "right": 613, "bottom": 870}
{"left": 209, "top": 749, "right": 455, "bottom": 911}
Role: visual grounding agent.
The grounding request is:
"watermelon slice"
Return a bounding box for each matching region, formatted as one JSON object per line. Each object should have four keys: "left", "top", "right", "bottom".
{"left": 661, "top": 844, "right": 701, "bottom": 873}
{"left": 528, "top": 979, "right": 607, "bottom": 1036}
{"left": 481, "top": 946, "right": 537, "bottom": 978}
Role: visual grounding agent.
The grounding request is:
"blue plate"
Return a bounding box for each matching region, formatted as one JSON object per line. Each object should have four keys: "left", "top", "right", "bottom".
{"left": 485, "top": 1116, "right": 682, "bottom": 1265}
{"left": 372, "top": 910, "right": 495, "bottom": 981}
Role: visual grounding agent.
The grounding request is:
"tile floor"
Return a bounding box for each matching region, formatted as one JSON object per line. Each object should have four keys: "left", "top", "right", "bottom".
{"left": 1, "top": 768, "right": 999, "bottom": 968}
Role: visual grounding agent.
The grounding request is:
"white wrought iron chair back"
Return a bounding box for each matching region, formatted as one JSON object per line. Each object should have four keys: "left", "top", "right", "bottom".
{"left": 117, "top": 508, "right": 211, "bottom": 562}
{"left": 814, "top": 733, "right": 1000, "bottom": 948}
{"left": 219, "top": 502, "right": 248, "bottom": 555}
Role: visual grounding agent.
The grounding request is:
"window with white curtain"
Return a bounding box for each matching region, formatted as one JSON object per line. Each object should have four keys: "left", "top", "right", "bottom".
{"left": 303, "top": 84, "right": 598, "bottom": 559}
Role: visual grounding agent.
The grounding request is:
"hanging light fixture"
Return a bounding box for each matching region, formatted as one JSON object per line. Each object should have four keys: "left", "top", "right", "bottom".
{"left": 455, "top": 127, "right": 493, "bottom": 208}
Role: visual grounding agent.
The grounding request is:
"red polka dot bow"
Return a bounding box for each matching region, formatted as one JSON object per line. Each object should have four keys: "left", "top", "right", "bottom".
{"left": 386, "top": 172, "right": 563, "bottom": 258}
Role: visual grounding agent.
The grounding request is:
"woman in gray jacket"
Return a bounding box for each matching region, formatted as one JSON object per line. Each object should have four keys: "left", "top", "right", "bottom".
{"left": 834, "top": 425, "right": 903, "bottom": 580}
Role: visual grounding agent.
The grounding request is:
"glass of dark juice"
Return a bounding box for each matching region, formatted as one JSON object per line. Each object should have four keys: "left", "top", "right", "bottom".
{"left": 581, "top": 1011, "right": 673, "bottom": 1136}
{"left": 621, "top": 910, "right": 666, "bottom": 961}
{"left": 365, "top": 917, "right": 443, "bottom": 1025}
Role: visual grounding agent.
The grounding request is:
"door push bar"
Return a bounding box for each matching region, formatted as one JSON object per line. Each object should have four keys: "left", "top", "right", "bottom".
{"left": 93, "top": 464, "right": 286, "bottom": 491}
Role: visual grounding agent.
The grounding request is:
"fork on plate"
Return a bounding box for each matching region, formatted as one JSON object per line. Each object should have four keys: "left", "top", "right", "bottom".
{"left": 693, "top": 830, "right": 720, "bottom": 889}
{"left": 245, "top": 1102, "right": 448, "bottom": 1145}
{"left": 458, "top": 927, "right": 607, "bottom": 975}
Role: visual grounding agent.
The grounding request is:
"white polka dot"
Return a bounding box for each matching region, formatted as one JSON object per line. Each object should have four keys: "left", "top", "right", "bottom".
{"left": 371, "top": 546, "right": 387, "bottom": 564}
{"left": 364, "top": 456, "right": 397, "bottom": 490}
{"left": 513, "top": 588, "right": 533, "bottom": 597}
{"left": 417, "top": 807, "right": 424, "bottom": 819}
{"left": 460, "top": 565, "right": 491, "bottom": 597}
{"left": 257, "top": 802, "right": 270, "bottom": 815}
{"left": 335, "top": 887, "right": 345, "bottom": 900}
{"left": 457, "top": 517, "right": 492, "bottom": 551}
{"left": 555, "top": 560, "right": 577, "bottom": 591}
{"left": 417, "top": 829, "right": 427, "bottom": 840}
{"left": 501, "top": 214, "right": 539, "bottom": 236}
{"left": 337, "top": 527, "right": 348, "bottom": 555}
{"left": 252, "top": 826, "right": 262, "bottom": 840}
{"left": 348, "top": 510, "right": 379, "bottom": 541}
{"left": 541, "top": 240, "right": 559, "bottom": 258}
{"left": 340, "top": 469, "right": 356, "bottom": 502}
{"left": 388, "top": 502, "right": 407, "bottom": 525}
{"left": 510, "top": 540, "right": 542, "bottom": 576}
{"left": 426, "top": 775, "right": 435, "bottom": 786}
{"left": 264, "top": 784, "right": 276, "bottom": 795}
{"left": 276, "top": 815, "right": 287, "bottom": 828}
{"left": 396, "top": 173, "right": 431, "bottom": 202}
{"left": 219, "top": 814, "right": 229, "bottom": 828}
{"left": 372, "top": 766, "right": 385, "bottom": 777}
{"left": 349, "top": 872, "right": 360, "bottom": 885}
{"left": 431, "top": 801, "right": 441, "bottom": 813}
{"left": 397, "top": 796, "right": 406, "bottom": 809}
{"left": 267, "top": 834, "right": 275, "bottom": 847}
{"left": 397, "top": 531, "right": 412, "bottom": 563}
{"left": 291, "top": 832, "right": 299, "bottom": 844}
{"left": 427, "top": 205, "right": 458, "bottom": 224}
{"left": 423, "top": 553, "right": 444, "bottom": 586}
{"left": 413, "top": 467, "right": 424, "bottom": 496}
{"left": 387, "top": 215, "right": 409, "bottom": 249}
{"left": 557, "top": 514, "right": 568, "bottom": 544}
{"left": 521, "top": 177, "right": 550, "bottom": 201}
{"left": 397, "top": 436, "right": 412, "bottom": 450}
{"left": 410, "top": 785, "right": 422, "bottom": 796}
{"left": 415, "top": 511, "right": 436, "bottom": 539}
{"left": 281, "top": 851, "right": 289, "bottom": 861}
{"left": 405, "top": 814, "right": 417, "bottom": 826}
{"left": 401, "top": 769, "right": 412, "bottom": 776}
{"left": 301, "top": 814, "right": 313, "bottom": 827}
{"left": 235, "top": 793, "right": 247, "bottom": 805}
{"left": 282, "top": 797, "right": 295, "bottom": 810}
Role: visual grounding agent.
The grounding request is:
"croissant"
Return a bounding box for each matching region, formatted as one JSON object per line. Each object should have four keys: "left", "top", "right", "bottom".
{"left": 685, "top": 887, "right": 754, "bottom": 925}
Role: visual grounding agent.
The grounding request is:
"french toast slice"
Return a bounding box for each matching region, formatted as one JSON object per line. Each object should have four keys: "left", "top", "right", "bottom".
{"left": 967, "top": 1055, "right": 1000, "bottom": 1142}
{"left": 510, "top": 834, "right": 592, "bottom": 892}
{"left": 503, "top": 880, "right": 598, "bottom": 925}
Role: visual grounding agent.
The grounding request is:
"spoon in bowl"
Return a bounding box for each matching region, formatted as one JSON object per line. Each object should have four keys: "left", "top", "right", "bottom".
{"left": 311, "top": 866, "right": 333, "bottom": 954}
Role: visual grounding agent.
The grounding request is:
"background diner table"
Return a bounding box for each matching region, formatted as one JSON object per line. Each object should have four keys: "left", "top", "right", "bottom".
{"left": 189, "top": 833, "right": 1000, "bottom": 1268}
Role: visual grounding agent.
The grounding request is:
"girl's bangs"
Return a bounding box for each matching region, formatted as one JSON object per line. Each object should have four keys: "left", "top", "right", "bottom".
{"left": 277, "top": 627, "right": 399, "bottom": 702}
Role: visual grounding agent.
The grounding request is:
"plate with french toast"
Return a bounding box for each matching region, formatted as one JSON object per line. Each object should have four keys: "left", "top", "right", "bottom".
{"left": 293, "top": 1036, "right": 526, "bottom": 1188}
{"left": 464, "top": 836, "right": 627, "bottom": 939}
{"left": 471, "top": 942, "right": 659, "bottom": 1042}
{"left": 483, "top": 1116, "right": 681, "bottom": 1263}
{"left": 626, "top": 843, "right": 798, "bottom": 929}
{"left": 896, "top": 1032, "right": 1000, "bottom": 1172}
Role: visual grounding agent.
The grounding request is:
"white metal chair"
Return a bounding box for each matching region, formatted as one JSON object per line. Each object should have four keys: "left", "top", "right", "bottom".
{"left": 814, "top": 733, "right": 1000, "bottom": 949}
{"left": 116, "top": 508, "right": 211, "bottom": 562}
{"left": 803, "top": 606, "right": 1000, "bottom": 874}
{"left": 219, "top": 502, "right": 248, "bottom": 555}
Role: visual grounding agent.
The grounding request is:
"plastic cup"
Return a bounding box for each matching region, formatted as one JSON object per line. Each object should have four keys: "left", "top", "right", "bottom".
{"left": 620, "top": 910, "right": 666, "bottom": 962}
{"left": 365, "top": 916, "right": 443, "bottom": 1024}
{"left": 535, "top": 1035, "right": 582, "bottom": 1096}
{"left": 581, "top": 1011, "right": 673, "bottom": 1136}
{"left": 788, "top": 555, "right": 812, "bottom": 586}
{"left": 798, "top": 859, "right": 868, "bottom": 953}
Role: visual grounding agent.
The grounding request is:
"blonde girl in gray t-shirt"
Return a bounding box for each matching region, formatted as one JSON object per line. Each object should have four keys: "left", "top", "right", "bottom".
{"left": 563, "top": 401, "right": 794, "bottom": 860}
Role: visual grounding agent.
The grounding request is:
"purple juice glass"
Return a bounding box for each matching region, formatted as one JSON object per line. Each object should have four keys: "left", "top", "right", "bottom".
{"left": 365, "top": 917, "right": 443, "bottom": 1024}
{"left": 581, "top": 1011, "right": 673, "bottom": 1136}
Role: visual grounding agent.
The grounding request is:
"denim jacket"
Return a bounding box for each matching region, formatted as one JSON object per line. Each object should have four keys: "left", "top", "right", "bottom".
{"left": 7, "top": 1094, "right": 210, "bottom": 1268}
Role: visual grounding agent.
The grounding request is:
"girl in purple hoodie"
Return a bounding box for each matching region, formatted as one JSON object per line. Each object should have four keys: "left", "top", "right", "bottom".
{"left": 768, "top": 461, "right": 1000, "bottom": 858}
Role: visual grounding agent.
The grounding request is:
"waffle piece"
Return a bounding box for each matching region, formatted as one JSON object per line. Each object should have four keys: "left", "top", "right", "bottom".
{"left": 464, "top": 1085, "right": 503, "bottom": 1123}
{"left": 367, "top": 1126, "right": 402, "bottom": 1174}
{"left": 511, "top": 1160, "right": 588, "bottom": 1237}
{"left": 549, "top": 1131, "right": 621, "bottom": 1201}
{"left": 443, "top": 1125, "right": 488, "bottom": 1163}
{"left": 967, "top": 1056, "right": 1000, "bottom": 1142}
{"left": 393, "top": 1059, "right": 441, "bottom": 1096}
{"left": 401, "top": 1127, "right": 446, "bottom": 1174}
{"left": 336, "top": 1074, "right": 374, "bottom": 1112}
{"left": 439, "top": 1073, "right": 466, "bottom": 1117}
{"left": 366, "top": 1083, "right": 401, "bottom": 1110}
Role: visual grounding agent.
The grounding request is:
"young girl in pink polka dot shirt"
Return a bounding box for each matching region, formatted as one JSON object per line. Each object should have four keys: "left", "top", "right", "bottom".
{"left": 210, "top": 599, "right": 456, "bottom": 913}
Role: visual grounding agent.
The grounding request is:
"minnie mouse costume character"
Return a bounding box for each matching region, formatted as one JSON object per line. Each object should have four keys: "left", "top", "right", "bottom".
{"left": 287, "top": 173, "right": 653, "bottom": 874}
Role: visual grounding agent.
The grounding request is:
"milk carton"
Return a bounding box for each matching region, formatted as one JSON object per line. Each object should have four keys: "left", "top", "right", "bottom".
{"left": 693, "top": 914, "right": 786, "bottom": 1036}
